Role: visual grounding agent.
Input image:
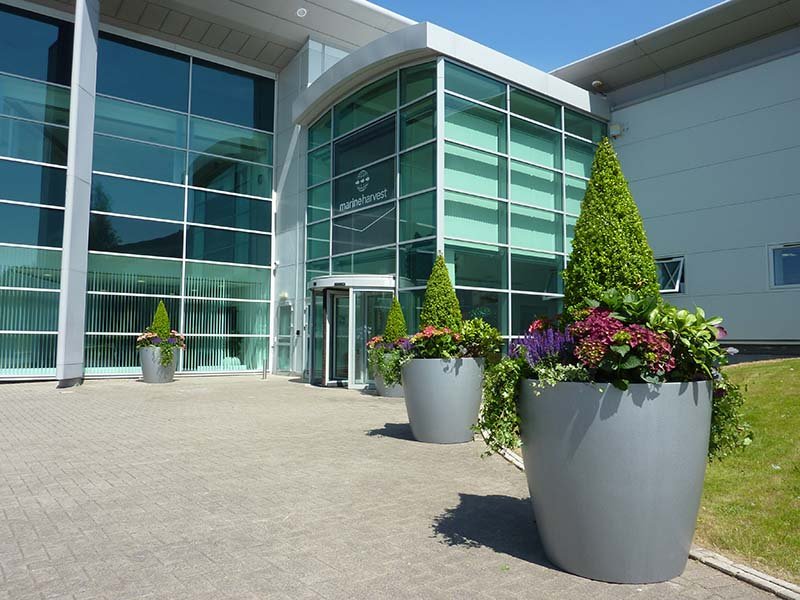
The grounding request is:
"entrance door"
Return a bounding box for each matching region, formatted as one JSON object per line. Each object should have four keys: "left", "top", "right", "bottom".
{"left": 329, "top": 292, "right": 349, "bottom": 383}
{"left": 352, "top": 290, "right": 393, "bottom": 385}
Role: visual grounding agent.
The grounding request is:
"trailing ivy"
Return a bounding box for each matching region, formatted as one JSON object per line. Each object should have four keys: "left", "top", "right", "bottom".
{"left": 477, "top": 357, "right": 524, "bottom": 455}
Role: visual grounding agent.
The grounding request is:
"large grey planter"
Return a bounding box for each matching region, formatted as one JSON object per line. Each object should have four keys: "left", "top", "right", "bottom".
{"left": 374, "top": 373, "right": 404, "bottom": 397}
{"left": 519, "top": 381, "right": 712, "bottom": 584}
{"left": 139, "top": 346, "right": 177, "bottom": 384}
{"left": 401, "top": 358, "right": 483, "bottom": 443}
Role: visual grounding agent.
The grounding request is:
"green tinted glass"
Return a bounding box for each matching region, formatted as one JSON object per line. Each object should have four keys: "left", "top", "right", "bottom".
{"left": 308, "top": 112, "right": 331, "bottom": 150}
{"left": 0, "top": 246, "right": 60, "bottom": 289}
{"left": 445, "top": 241, "right": 507, "bottom": 289}
{"left": 190, "top": 117, "right": 272, "bottom": 165}
{"left": 565, "top": 139, "right": 595, "bottom": 178}
{"left": 399, "top": 239, "right": 435, "bottom": 287}
{"left": 566, "top": 215, "right": 577, "bottom": 254}
{"left": 0, "top": 289, "right": 58, "bottom": 331}
{"left": 87, "top": 253, "right": 182, "bottom": 296}
{"left": 307, "top": 221, "right": 329, "bottom": 260}
{"left": 445, "top": 142, "right": 507, "bottom": 198}
{"left": 400, "top": 143, "right": 435, "bottom": 196}
{"left": 0, "top": 72, "right": 70, "bottom": 125}
{"left": 95, "top": 95, "right": 187, "bottom": 148}
{"left": 565, "top": 109, "right": 605, "bottom": 142}
{"left": 332, "top": 247, "right": 395, "bottom": 275}
{"left": 332, "top": 205, "right": 395, "bottom": 255}
{"left": 183, "top": 336, "right": 268, "bottom": 372}
{"left": 85, "top": 294, "right": 180, "bottom": 333}
{"left": 398, "top": 289, "right": 424, "bottom": 333}
{"left": 308, "top": 145, "right": 331, "bottom": 186}
{"left": 184, "top": 299, "right": 269, "bottom": 335}
{"left": 0, "top": 334, "right": 56, "bottom": 376}
{"left": 186, "top": 226, "right": 270, "bottom": 266}
{"left": 94, "top": 134, "right": 185, "bottom": 183}
{"left": 91, "top": 174, "right": 184, "bottom": 221}
{"left": 307, "top": 182, "right": 330, "bottom": 222}
{"left": 306, "top": 258, "right": 329, "bottom": 285}
{"left": 511, "top": 250, "right": 562, "bottom": 293}
{"left": 565, "top": 176, "right": 586, "bottom": 214}
{"left": 334, "top": 74, "right": 396, "bottom": 137}
{"left": 0, "top": 159, "right": 66, "bottom": 207}
{"left": 444, "top": 62, "right": 505, "bottom": 108}
{"left": 400, "top": 62, "right": 435, "bottom": 105}
{"left": 334, "top": 116, "right": 395, "bottom": 176}
{"left": 0, "top": 117, "right": 67, "bottom": 165}
{"left": 510, "top": 117, "right": 561, "bottom": 169}
{"left": 510, "top": 162, "right": 561, "bottom": 210}
{"left": 399, "top": 191, "right": 435, "bottom": 241}
{"left": 509, "top": 89, "right": 560, "bottom": 128}
{"left": 511, "top": 294, "right": 562, "bottom": 334}
{"left": 189, "top": 152, "right": 272, "bottom": 198}
{"left": 400, "top": 96, "right": 435, "bottom": 150}
{"left": 188, "top": 190, "right": 271, "bottom": 232}
{"left": 456, "top": 289, "right": 508, "bottom": 334}
{"left": 444, "top": 190, "right": 507, "bottom": 244}
{"left": 0, "top": 203, "right": 63, "bottom": 247}
{"left": 185, "top": 262, "right": 270, "bottom": 300}
{"left": 445, "top": 94, "right": 506, "bottom": 153}
{"left": 510, "top": 205, "right": 563, "bottom": 253}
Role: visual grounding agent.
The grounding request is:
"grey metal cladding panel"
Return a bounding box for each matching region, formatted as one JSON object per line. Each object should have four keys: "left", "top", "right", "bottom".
{"left": 182, "top": 17, "right": 212, "bottom": 42}
{"left": 786, "top": 0, "right": 800, "bottom": 20}
{"left": 220, "top": 30, "right": 249, "bottom": 54}
{"left": 101, "top": 0, "right": 122, "bottom": 17}
{"left": 201, "top": 23, "right": 231, "bottom": 48}
{"left": 306, "top": 0, "right": 414, "bottom": 31}
{"left": 646, "top": 9, "right": 800, "bottom": 70}
{"left": 239, "top": 36, "right": 269, "bottom": 60}
{"left": 592, "top": 56, "right": 665, "bottom": 90}
{"left": 115, "top": 0, "right": 147, "bottom": 23}
{"left": 160, "top": 10, "right": 190, "bottom": 36}
{"left": 258, "top": 42, "right": 289, "bottom": 65}
{"left": 138, "top": 3, "right": 169, "bottom": 30}
{"left": 273, "top": 48, "right": 298, "bottom": 70}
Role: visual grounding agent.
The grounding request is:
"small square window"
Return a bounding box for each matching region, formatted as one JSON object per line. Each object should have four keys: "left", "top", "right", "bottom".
{"left": 771, "top": 244, "right": 800, "bottom": 287}
{"left": 656, "top": 257, "right": 684, "bottom": 293}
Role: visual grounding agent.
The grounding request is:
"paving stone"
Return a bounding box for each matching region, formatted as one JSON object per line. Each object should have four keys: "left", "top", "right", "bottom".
{"left": 0, "top": 376, "right": 779, "bottom": 599}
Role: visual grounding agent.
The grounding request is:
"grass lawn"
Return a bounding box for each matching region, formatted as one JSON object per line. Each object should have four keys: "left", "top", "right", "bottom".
{"left": 695, "top": 358, "right": 800, "bottom": 584}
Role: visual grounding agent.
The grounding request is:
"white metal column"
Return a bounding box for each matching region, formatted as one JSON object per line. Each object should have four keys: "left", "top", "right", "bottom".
{"left": 56, "top": 0, "right": 100, "bottom": 386}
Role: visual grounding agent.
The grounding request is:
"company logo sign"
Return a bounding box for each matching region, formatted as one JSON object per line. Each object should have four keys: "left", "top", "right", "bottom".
{"left": 355, "top": 169, "right": 370, "bottom": 192}
{"left": 336, "top": 166, "right": 390, "bottom": 214}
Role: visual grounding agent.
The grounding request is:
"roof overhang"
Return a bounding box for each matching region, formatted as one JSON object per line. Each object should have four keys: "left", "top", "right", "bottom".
{"left": 551, "top": 0, "right": 800, "bottom": 92}
{"left": 293, "top": 22, "right": 610, "bottom": 126}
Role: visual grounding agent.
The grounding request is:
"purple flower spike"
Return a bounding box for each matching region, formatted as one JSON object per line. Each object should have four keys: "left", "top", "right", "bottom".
{"left": 512, "top": 327, "right": 573, "bottom": 368}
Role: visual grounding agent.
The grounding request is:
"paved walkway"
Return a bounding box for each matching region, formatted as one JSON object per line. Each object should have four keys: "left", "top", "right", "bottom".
{"left": 0, "top": 376, "right": 775, "bottom": 600}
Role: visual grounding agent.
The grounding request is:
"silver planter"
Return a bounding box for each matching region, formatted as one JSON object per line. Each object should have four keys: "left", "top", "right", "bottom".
{"left": 374, "top": 373, "right": 404, "bottom": 397}
{"left": 139, "top": 346, "right": 177, "bottom": 384}
{"left": 519, "top": 381, "right": 712, "bottom": 584}
{"left": 401, "top": 358, "right": 484, "bottom": 444}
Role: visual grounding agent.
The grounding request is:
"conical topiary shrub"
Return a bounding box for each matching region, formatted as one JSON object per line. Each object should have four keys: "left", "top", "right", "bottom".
{"left": 151, "top": 300, "right": 171, "bottom": 339}
{"left": 383, "top": 297, "right": 407, "bottom": 342}
{"left": 562, "top": 137, "right": 659, "bottom": 320}
{"left": 419, "top": 254, "right": 462, "bottom": 330}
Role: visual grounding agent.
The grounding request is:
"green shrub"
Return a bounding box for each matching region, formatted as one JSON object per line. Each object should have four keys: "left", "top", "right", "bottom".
{"left": 562, "top": 137, "right": 660, "bottom": 320}
{"left": 151, "top": 300, "right": 171, "bottom": 339}
{"left": 419, "top": 254, "right": 462, "bottom": 331}
{"left": 383, "top": 297, "right": 407, "bottom": 342}
{"left": 460, "top": 318, "right": 502, "bottom": 364}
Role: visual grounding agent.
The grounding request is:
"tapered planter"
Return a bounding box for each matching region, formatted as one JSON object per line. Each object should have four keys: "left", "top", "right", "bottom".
{"left": 401, "top": 358, "right": 483, "bottom": 443}
{"left": 374, "top": 373, "right": 404, "bottom": 397}
{"left": 519, "top": 380, "right": 712, "bottom": 584}
{"left": 139, "top": 346, "right": 177, "bottom": 384}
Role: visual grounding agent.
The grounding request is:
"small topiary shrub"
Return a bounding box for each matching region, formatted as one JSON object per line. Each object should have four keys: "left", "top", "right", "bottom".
{"left": 419, "top": 254, "right": 462, "bottom": 331}
{"left": 562, "top": 137, "right": 660, "bottom": 320}
{"left": 383, "top": 297, "right": 407, "bottom": 343}
{"left": 151, "top": 300, "right": 171, "bottom": 339}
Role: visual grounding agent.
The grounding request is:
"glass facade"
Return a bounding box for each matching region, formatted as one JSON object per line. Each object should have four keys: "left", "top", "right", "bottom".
{"left": 306, "top": 59, "right": 605, "bottom": 338}
{"left": 86, "top": 34, "right": 274, "bottom": 374}
{"left": 0, "top": 5, "right": 71, "bottom": 376}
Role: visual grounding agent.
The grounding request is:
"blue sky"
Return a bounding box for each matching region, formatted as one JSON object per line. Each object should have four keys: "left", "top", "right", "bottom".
{"left": 374, "top": 0, "right": 722, "bottom": 72}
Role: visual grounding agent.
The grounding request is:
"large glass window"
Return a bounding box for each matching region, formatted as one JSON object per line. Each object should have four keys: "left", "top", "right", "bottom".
{"left": 334, "top": 74, "right": 396, "bottom": 137}
{"left": 0, "top": 204, "right": 63, "bottom": 247}
{"left": 189, "top": 152, "right": 271, "bottom": 198}
{"left": 445, "top": 95, "right": 506, "bottom": 153}
{"left": 400, "top": 62, "right": 435, "bottom": 105}
{"left": 400, "top": 143, "right": 435, "bottom": 196}
{"left": 400, "top": 96, "right": 435, "bottom": 150}
{"left": 510, "top": 89, "right": 560, "bottom": 128}
{"left": 0, "top": 117, "right": 68, "bottom": 165}
{"left": 399, "top": 191, "right": 435, "bottom": 241}
{"left": 772, "top": 245, "right": 800, "bottom": 286}
{"left": 0, "top": 160, "right": 66, "bottom": 207}
{"left": 94, "top": 95, "right": 187, "bottom": 147}
{"left": 184, "top": 262, "right": 269, "bottom": 300}
{"left": 511, "top": 251, "right": 563, "bottom": 294}
{"left": 445, "top": 241, "right": 507, "bottom": 289}
{"left": 190, "top": 117, "right": 272, "bottom": 164}
{"left": 91, "top": 175, "right": 184, "bottom": 221}
{"left": 0, "top": 4, "right": 72, "bottom": 85}
{"left": 512, "top": 294, "right": 562, "bottom": 334}
{"left": 88, "top": 214, "right": 183, "bottom": 258}
{"left": 87, "top": 254, "right": 182, "bottom": 296}
{"left": 445, "top": 191, "right": 506, "bottom": 245}
{"left": 186, "top": 226, "right": 270, "bottom": 266}
{"left": 191, "top": 60, "right": 274, "bottom": 131}
{"left": 332, "top": 157, "right": 395, "bottom": 216}
{"left": 510, "top": 162, "right": 561, "bottom": 210}
{"left": 510, "top": 205, "right": 563, "bottom": 253}
{"left": 445, "top": 142, "right": 507, "bottom": 198}
{"left": 0, "top": 73, "right": 70, "bottom": 125}
{"left": 93, "top": 135, "right": 185, "bottom": 183}
{"left": 510, "top": 118, "right": 561, "bottom": 169}
{"left": 456, "top": 289, "right": 508, "bottom": 335}
{"left": 188, "top": 190, "right": 270, "bottom": 232}
{"left": 332, "top": 205, "right": 396, "bottom": 255}
{"left": 334, "top": 116, "right": 394, "bottom": 175}
{"left": 445, "top": 62, "right": 505, "bottom": 108}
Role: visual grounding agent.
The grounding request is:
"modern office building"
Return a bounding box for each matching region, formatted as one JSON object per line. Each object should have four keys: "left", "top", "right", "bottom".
{"left": 0, "top": 0, "right": 796, "bottom": 386}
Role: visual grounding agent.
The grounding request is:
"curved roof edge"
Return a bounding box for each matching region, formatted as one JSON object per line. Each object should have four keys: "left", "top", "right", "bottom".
{"left": 293, "top": 22, "right": 609, "bottom": 126}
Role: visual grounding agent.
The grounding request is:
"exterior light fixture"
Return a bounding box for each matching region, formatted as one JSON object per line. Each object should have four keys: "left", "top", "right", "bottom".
{"left": 296, "top": 8, "right": 308, "bottom": 17}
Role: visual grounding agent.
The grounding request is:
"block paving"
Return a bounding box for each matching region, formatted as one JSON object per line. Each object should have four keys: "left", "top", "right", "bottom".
{"left": 0, "top": 376, "right": 777, "bottom": 599}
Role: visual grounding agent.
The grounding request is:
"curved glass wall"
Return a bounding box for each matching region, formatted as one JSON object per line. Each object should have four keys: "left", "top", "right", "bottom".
{"left": 0, "top": 5, "right": 72, "bottom": 376}
{"left": 86, "top": 34, "right": 274, "bottom": 374}
{"left": 306, "top": 58, "right": 605, "bottom": 337}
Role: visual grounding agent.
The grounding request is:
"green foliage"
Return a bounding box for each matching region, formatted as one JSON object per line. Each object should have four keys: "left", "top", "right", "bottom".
{"left": 368, "top": 347, "right": 404, "bottom": 386}
{"left": 151, "top": 300, "right": 171, "bottom": 339}
{"left": 477, "top": 357, "right": 524, "bottom": 455}
{"left": 562, "top": 138, "right": 660, "bottom": 320}
{"left": 407, "top": 326, "right": 462, "bottom": 359}
{"left": 708, "top": 371, "right": 753, "bottom": 461}
{"left": 383, "top": 297, "right": 407, "bottom": 343}
{"left": 460, "top": 318, "right": 502, "bottom": 364}
{"left": 419, "top": 254, "right": 462, "bottom": 330}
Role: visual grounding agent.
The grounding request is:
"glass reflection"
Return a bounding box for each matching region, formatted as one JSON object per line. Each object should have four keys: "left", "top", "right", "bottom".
{"left": 88, "top": 214, "right": 183, "bottom": 258}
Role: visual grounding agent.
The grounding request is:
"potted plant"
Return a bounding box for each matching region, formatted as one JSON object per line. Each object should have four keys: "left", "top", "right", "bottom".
{"left": 478, "top": 138, "right": 752, "bottom": 584}
{"left": 136, "top": 300, "right": 186, "bottom": 384}
{"left": 400, "top": 255, "right": 501, "bottom": 444}
{"left": 367, "top": 296, "right": 408, "bottom": 397}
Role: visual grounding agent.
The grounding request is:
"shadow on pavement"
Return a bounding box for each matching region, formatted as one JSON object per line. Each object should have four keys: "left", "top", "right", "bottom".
{"left": 365, "top": 422, "right": 414, "bottom": 440}
{"left": 432, "top": 493, "right": 553, "bottom": 568}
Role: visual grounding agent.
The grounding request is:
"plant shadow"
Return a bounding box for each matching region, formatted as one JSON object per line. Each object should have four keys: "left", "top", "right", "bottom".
{"left": 365, "top": 422, "right": 414, "bottom": 441}
{"left": 432, "top": 493, "right": 553, "bottom": 568}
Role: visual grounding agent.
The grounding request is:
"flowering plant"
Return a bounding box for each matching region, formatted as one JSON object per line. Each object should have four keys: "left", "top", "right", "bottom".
{"left": 367, "top": 335, "right": 409, "bottom": 386}
{"left": 407, "top": 326, "right": 463, "bottom": 359}
{"left": 135, "top": 301, "right": 186, "bottom": 367}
